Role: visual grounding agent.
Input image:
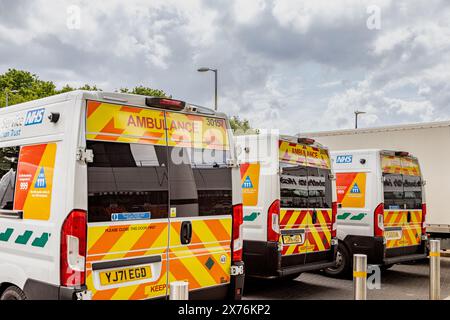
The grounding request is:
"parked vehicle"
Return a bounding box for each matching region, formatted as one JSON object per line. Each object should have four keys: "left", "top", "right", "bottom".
{"left": 323, "top": 149, "right": 427, "bottom": 277}
{"left": 234, "top": 133, "right": 337, "bottom": 280}
{"left": 307, "top": 122, "right": 450, "bottom": 249}
{"left": 0, "top": 91, "right": 244, "bottom": 300}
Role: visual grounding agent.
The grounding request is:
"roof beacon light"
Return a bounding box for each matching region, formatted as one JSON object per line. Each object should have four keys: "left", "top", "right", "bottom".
{"left": 145, "top": 97, "right": 186, "bottom": 111}
{"left": 298, "top": 137, "right": 315, "bottom": 145}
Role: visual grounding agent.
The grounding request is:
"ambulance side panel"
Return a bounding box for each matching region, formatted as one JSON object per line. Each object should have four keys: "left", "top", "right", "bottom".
{"left": 332, "top": 150, "right": 380, "bottom": 240}
{"left": 236, "top": 134, "right": 279, "bottom": 242}
{"left": 235, "top": 134, "right": 280, "bottom": 276}
{"left": 0, "top": 95, "right": 82, "bottom": 297}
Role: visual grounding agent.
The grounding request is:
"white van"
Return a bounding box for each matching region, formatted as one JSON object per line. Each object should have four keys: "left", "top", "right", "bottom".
{"left": 0, "top": 91, "right": 244, "bottom": 300}
{"left": 235, "top": 133, "right": 338, "bottom": 279}
{"left": 325, "top": 149, "right": 427, "bottom": 277}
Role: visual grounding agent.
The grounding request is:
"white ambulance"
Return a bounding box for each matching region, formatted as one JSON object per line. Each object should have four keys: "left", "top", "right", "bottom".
{"left": 0, "top": 91, "right": 244, "bottom": 300}
{"left": 325, "top": 149, "right": 427, "bottom": 277}
{"left": 235, "top": 133, "right": 338, "bottom": 279}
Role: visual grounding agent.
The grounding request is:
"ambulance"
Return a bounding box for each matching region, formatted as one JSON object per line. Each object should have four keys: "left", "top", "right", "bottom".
{"left": 234, "top": 133, "right": 338, "bottom": 279}
{"left": 0, "top": 91, "right": 244, "bottom": 300}
{"left": 324, "top": 149, "right": 427, "bottom": 277}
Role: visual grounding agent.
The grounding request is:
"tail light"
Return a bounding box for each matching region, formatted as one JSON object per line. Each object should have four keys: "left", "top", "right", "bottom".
{"left": 331, "top": 202, "right": 338, "bottom": 238}
{"left": 267, "top": 200, "right": 280, "bottom": 242}
{"left": 61, "top": 209, "right": 87, "bottom": 287}
{"left": 374, "top": 203, "right": 384, "bottom": 237}
{"left": 232, "top": 204, "right": 244, "bottom": 262}
{"left": 421, "top": 204, "right": 427, "bottom": 235}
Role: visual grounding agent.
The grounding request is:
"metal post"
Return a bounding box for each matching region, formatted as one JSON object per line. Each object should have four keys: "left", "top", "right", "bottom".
{"left": 169, "top": 281, "right": 189, "bottom": 300}
{"left": 355, "top": 112, "right": 358, "bottom": 129}
{"left": 430, "top": 239, "right": 441, "bottom": 300}
{"left": 353, "top": 254, "right": 367, "bottom": 300}
{"left": 214, "top": 69, "right": 218, "bottom": 111}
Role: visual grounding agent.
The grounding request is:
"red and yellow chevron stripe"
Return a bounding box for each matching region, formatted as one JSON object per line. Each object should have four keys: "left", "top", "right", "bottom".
{"left": 381, "top": 155, "right": 421, "bottom": 176}
{"left": 384, "top": 210, "right": 422, "bottom": 249}
{"left": 86, "top": 101, "right": 230, "bottom": 150}
{"left": 168, "top": 218, "right": 232, "bottom": 291}
{"left": 279, "top": 141, "right": 331, "bottom": 169}
{"left": 86, "top": 221, "right": 169, "bottom": 300}
{"left": 85, "top": 217, "right": 232, "bottom": 300}
{"left": 280, "top": 209, "right": 332, "bottom": 256}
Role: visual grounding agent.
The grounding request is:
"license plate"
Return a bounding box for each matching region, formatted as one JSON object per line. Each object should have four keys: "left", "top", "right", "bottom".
{"left": 99, "top": 266, "right": 152, "bottom": 286}
{"left": 282, "top": 234, "right": 304, "bottom": 245}
{"left": 384, "top": 230, "right": 402, "bottom": 240}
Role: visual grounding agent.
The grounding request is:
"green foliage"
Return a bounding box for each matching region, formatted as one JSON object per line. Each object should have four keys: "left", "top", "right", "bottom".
{"left": 0, "top": 69, "right": 57, "bottom": 106}
{"left": 230, "top": 116, "right": 257, "bottom": 134}
{"left": 119, "top": 85, "right": 167, "bottom": 98}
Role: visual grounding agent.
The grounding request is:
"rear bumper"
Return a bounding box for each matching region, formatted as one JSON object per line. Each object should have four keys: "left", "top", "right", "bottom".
{"left": 243, "top": 240, "right": 337, "bottom": 278}
{"left": 23, "top": 279, "right": 86, "bottom": 300}
{"left": 229, "top": 261, "right": 245, "bottom": 300}
{"left": 343, "top": 235, "right": 427, "bottom": 265}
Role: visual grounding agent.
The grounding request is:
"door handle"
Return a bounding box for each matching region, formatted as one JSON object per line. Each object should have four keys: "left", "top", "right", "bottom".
{"left": 407, "top": 212, "right": 412, "bottom": 223}
{"left": 181, "top": 221, "right": 192, "bottom": 245}
{"left": 312, "top": 210, "right": 318, "bottom": 224}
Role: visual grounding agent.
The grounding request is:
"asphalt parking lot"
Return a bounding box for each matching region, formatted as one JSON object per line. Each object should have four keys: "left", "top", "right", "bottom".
{"left": 244, "top": 257, "right": 450, "bottom": 300}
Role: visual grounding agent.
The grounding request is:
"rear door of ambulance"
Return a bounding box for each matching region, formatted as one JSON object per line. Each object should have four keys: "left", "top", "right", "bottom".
{"left": 85, "top": 100, "right": 170, "bottom": 300}
{"left": 401, "top": 157, "right": 424, "bottom": 255}
{"left": 304, "top": 146, "right": 334, "bottom": 265}
{"left": 165, "top": 111, "right": 233, "bottom": 299}
{"left": 382, "top": 155, "right": 424, "bottom": 258}
{"left": 278, "top": 141, "right": 308, "bottom": 267}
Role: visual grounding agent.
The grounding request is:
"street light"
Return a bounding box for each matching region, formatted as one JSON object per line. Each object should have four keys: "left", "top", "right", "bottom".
{"left": 354, "top": 110, "right": 366, "bottom": 129}
{"left": 197, "top": 67, "right": 218, "bottom": 111}
{"left": 4, "top": 89, "right": 18, "bottom": 107}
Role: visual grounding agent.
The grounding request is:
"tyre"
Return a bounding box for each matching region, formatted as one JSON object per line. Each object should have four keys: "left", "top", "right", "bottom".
{"left": 0, "top": 286, "right": 27, "bottom": 300}
{"left": 324, "top": 243, "right": 351, "bottom": 278}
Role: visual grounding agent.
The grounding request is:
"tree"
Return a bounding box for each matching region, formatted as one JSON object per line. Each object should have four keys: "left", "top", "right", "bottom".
{"left": 119, "top": 85, "right": 167, "bottom": 98}
{"left": 230, "top": 116, "right": 257, "bottom": 134}
{"left": 0, "top": 69, "right": 58, "bottom": 107}
{"left": 0, "top": 69, "right": 168, "bottom": 107}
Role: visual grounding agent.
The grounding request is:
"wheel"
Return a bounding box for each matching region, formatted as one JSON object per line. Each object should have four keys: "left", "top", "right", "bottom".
{"left": 0, "top": 286, "right": 27, "bottom": 300}
{"left": 324, "top": 243, "right": 351, "bottom": 278}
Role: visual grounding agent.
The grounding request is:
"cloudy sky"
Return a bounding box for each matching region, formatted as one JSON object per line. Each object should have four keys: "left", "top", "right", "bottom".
{"left": 1, "top": 0, "right": 449, "bottom": 134}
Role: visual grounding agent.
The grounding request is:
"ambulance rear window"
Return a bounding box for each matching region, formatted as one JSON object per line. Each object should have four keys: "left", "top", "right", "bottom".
{"left": 87, "top": 142, "right": 169, "bottom": 222}
{"left": 383, "top": 173, "right": 422, "bottom": 210}
{"left": 168, "top": 146, "right": 233, "bottom": 217}
{"left": 280, "top": 163, "right": 332, "bottom": 209}
{"left": 0, "top": 147, "right": 19, "bottom": 210}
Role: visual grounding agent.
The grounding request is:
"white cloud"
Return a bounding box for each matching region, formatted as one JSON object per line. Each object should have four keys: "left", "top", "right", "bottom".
{"left": 1, "top": 0, "right": 450, "bottom": 134}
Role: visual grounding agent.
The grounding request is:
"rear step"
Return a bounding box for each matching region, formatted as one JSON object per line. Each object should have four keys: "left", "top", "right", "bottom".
{"left": 383, "top": 253, "right": 427, "bottom": 265}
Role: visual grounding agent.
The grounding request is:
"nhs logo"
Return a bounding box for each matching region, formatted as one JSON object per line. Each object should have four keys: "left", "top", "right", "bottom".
{"left": 24, "top": 108, "right": 45, "bottom": 126}
{"left": 336, "top": 155, "right": 353, "bottom": 164}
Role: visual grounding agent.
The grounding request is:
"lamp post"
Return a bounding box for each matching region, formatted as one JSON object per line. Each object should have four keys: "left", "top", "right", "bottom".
{"left": 354, "top": 110, "right": 366, "bottom": 129}
{"left": 197, "top": 67, "right": 218, "bottom": 111}
{"left": 4, "top": 89, "right": 18, "bottom": 107}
